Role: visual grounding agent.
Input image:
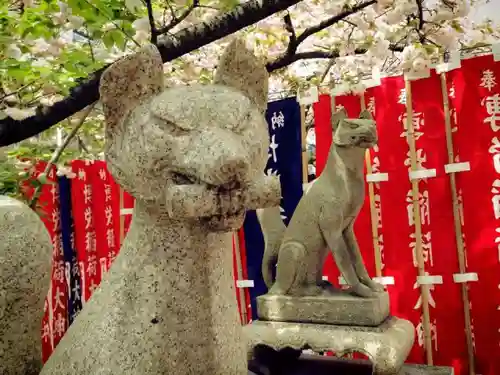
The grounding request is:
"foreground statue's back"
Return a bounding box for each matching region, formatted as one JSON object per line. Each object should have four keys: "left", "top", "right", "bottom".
{"left": 0, "top": 196, "right": 52, "bottom": 375}
{"left": 40, "top": 39, "right": 280, "bottom": 375}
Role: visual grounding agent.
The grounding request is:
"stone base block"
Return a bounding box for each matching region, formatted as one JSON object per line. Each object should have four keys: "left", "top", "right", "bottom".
{"left": 257, "top": 291, "right": 389, "bottom": 326}
{"left": 244, "top": 317, "right": 415, "bottom": 375}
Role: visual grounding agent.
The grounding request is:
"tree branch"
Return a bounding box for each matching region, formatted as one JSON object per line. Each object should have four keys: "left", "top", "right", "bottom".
{"left": 267, "top": 50, "right": 340, "bottom": 71}
{"left": 416, "top": 0, "right": 424, "bottom": 30}
{"left": 157, "top": 0, "right": 199, "bottom": 36}
{"left": 0, "top": 0, "right": 305, "bottom": 147}
{"left": 268, "top": 0, "right": 377, "bottom": 72}
{"left": 0, "top": 80, "right": 39, "bottom": 102}
{"left": 266, "top": 43, "right": 404, "bottom": 72}
{"left": 145, "top": 0, "right": 158, "bottom": 44}
{"left": 297, "top": 0, "right": 376, "bottom": 44}
{"left": 283, "top": 12, "right": 297, "bottom": 53}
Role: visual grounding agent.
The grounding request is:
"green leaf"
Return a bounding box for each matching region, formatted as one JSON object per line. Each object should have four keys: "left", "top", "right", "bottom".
{"left": 110, "top": 29, "right": 125, "bottom": 50}
{"left": 103, "top": 31, "right": 115, "bottom": 49}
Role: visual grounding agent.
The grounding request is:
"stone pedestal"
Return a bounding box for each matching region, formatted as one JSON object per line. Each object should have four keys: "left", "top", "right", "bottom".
{"left": 257, "top": 290, "right": 389, "bottom": 326}
{"left": 244, "top": 317, "right": 415, "bottom": 375}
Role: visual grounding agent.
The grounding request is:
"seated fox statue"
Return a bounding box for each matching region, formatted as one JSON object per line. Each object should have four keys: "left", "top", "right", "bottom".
{"left": 40, "top": 39, "right": 280, "bottom": 375}
{"left": 258, "top": 108, "right": 384, "bottom": 298}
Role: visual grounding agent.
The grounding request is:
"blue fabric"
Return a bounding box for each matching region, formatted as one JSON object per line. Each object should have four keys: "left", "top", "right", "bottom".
{"left": 58, "top": 176, "right": 83, "bottom": 324}
{"left": 243, "top": 97, "right": 304, "bottom": 320}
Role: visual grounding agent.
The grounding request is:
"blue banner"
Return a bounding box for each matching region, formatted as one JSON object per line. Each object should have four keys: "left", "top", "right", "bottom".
{"left": 58, "top": 176, "right": 83, "bottom": 324}
{"left": 243, "top": 97, "right": 303, "bottom": 320}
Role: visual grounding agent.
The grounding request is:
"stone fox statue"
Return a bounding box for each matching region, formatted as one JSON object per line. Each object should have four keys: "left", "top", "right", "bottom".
{"left": 257, "top": 108, "right": 384, "bottom": 298}
{"left": 40, "top": 40, "right": 280, "bottom": 375}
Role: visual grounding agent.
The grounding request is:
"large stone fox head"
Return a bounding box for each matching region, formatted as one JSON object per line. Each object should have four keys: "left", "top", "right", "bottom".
{"left": 99, "top": 39, "right": 280, "bottom": 232}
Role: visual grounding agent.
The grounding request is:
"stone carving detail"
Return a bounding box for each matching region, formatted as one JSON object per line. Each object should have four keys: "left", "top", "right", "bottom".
{"left": 244, "top": 317, "right": 415, "bottom": 375}
{"left": 259, "top": 108, "right": 383, "bottom": 299}
{"left": 0, "top": 196, "right": 52, "bottom": 375}
{"left": 40, "top": 39, "right": 280, "bottom": 375}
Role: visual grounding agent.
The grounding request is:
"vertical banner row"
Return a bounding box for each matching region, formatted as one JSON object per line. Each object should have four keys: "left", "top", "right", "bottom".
{"left": 310, "top": 55, "right": 500, "bottom": 374}
{"left": 243, "top": 97, "right": 304, "bottom": 319}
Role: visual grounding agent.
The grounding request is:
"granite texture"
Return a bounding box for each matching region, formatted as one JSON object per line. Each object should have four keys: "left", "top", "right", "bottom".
{"left": 0, "top": 196, "right": 52, "bottom": 375}
{"left": 249, "top": 354, "right": 453, "bottom": 375}
{"left": 244, "top": 317, "right": 415, "bottom": 375}
{"left": 40, "top": 39, "right": 280, "bottom": 375}
{"left": 257, "top": 290, "right": 390, "bottom": 326}
{"left": 258, "top": 109, "right": 384, "bottom": 299}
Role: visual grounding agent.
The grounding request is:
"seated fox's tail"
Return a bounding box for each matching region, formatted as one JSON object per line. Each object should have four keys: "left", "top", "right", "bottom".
{"left": 256, "top": 206, "right": 286, "bottom": 288}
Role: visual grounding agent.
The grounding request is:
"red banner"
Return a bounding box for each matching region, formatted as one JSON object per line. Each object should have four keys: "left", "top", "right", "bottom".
{"left": 313, "top": 94, "right": 332, "bottom": 176}
{"left": 410, "top": 71, "right": 468, "bottom": 372}
{"left": 448, "top": 55, "right": 500, "bottom": 375}
{"left": 70, "top": 161, "right": 121, "bottom": 301}
{"left": 20, "top": 163, "right": 68, "bottom": 362}
{"left": 367, "top": 76, "right": 424, "bottom": 362}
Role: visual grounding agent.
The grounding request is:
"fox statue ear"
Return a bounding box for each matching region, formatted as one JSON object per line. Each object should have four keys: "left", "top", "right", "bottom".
{"left": 99, "top": 45, "right": 164, "bottom": 141}
{"left": 359, "top": 109, "right": 373, "bottom": 120}
{"left": 213, "top": 38, "right": 269, "bottom": 113}
{"left": 331, "top": 107, "right": 348, "bottom": 129}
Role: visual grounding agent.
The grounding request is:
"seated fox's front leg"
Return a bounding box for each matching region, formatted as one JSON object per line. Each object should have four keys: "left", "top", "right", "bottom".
{"left": 319, "top": 213, "right": 374, "bottom": 298}
{"left": 269, "top": 241, "right": 309, "bottom": 296}
{"left": 343, "top": 222, "right": 384, "bottom": 292}
{"left": 334, "top": 236, "right": 377, "bottom": 298}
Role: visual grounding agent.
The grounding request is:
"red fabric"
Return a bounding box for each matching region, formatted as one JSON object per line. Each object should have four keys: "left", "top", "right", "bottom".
{"left": 364, "top": 88, "right": 385, "bottom": 275}
{"left": 88, "top": 162, "right": 122, "bottom": 274}
{"left": 410, "top": 72, "right": 468, "bottom": 372}
{"left": 232, "top": 230, "right": 252, "bottom": 325}
{"left": 448, "top": 55, "right": 500, "bottom": 375}
{"left": 313, "top": 94, "right": 332, "bottom": 176}
{"left": 232, "top": 234, "right": 244, "bottom": 323}
{"left": 70, "top": 161, "right": 123, "bottom": 301}
{"left": 21, "top": 163, "right": 68, "bottom": 362}
{"left": 371, "top": 76, "right": 424, "bottom": 362}
{"left": 237, "top": 228, "right": 253, "bottom": 322}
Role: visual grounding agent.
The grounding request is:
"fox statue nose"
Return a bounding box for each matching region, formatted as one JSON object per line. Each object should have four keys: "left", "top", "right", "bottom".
{"left": 216, "top": 152, "right": 250, "bottom": 185}
{"left": 220, "top": 156, "right": 247, "bottom": 179}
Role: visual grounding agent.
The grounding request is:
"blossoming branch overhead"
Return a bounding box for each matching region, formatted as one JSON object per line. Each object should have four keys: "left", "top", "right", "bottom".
{"left": 0, "top": 0, "right": 496, "bottom": 147}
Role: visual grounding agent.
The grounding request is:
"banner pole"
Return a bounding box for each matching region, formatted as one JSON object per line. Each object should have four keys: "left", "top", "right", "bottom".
{"left": 404, "top": 78, "right": 434, "bottom": 365}
{"left": 119, "top": 187, "right": 125, "bottom": 246}
{"left": 439, "top": 70, "right": 475, "bottom": 375}
{"left": 233, "top": 230, "right": 248, "bottom": 324}
{"left": 300, "top": 104, "right": 309, "bottom": 183}
{"left": 360, "top": 94, "right": 383, "bottom": 278}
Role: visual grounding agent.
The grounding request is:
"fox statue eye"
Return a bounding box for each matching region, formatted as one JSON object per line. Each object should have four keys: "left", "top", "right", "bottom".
{"left": 349, "top": 123, "right": 358, "bottom": 129}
